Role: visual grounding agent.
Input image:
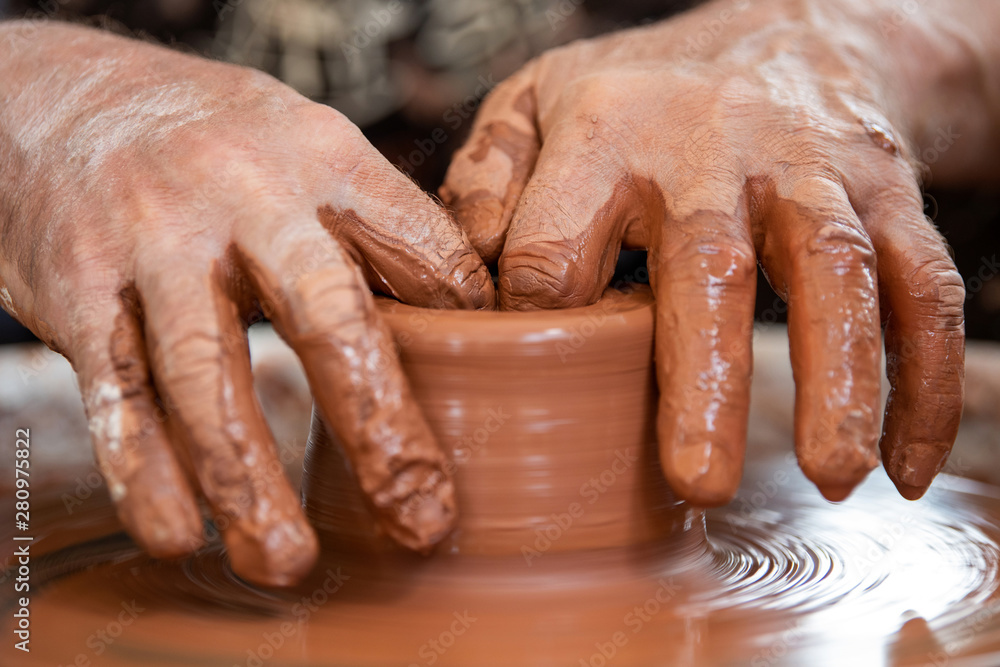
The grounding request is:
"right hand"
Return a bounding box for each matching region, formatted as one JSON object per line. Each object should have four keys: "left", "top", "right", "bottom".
{"left": 439, "top": 0, "right": 986, "bottom": 506}
{"left": 0, "top": 22, "right": 494, "bottom": 586}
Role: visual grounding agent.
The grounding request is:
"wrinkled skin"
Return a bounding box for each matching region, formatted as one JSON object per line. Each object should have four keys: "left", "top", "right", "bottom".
{"left": 442, "top": 0, "right": 1000, "bottom": 505}
{"left": 0, "top": 23, "right": 494, "bottom": 586}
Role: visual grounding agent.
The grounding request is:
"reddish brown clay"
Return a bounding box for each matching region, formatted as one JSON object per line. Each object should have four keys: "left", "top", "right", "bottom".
{"left": 304, "top": 286, "right": 691, "bottom": 556}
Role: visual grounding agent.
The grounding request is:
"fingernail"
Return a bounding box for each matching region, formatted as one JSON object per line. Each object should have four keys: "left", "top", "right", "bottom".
{"left": 385, "top": 474, "right": 457, "bottom": 553}
{"left": 468, "top": 265, "right": 498, "bottom": 311}
{"left": 372, "top": 464, "right": 457, "bottom": 552}
{"left": 226, "top": 515, "right": 319, "bottom": 587}
{"left": 895, "top": 444, "right": 949, "bottom": 489}
{"left": 464, "top": 199, "right": 505, "bottom": 254}
{"left": 392, "top": 485, "right": 456, "bottom": 552}
{"left": 667, "top": 441, "right": 739, "bottom": 507}
{"left": 133, "top": 494, "right": 205, "bottom": 559}
{"left": 816, "top": 483, "right": 854, "bottom": 503}
{"left": 893, "top": 482, "right": 929, "bottom": 501}
{"left": 798, "top": 433, "right": 878, "bottom": 499}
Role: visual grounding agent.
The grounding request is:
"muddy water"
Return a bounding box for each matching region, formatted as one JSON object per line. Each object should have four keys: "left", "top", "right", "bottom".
{"left": 3, "top": 288, "right": 1000, "bottom": 666}
{"left": 4, "top": 467, "right": 1000, "bottom": 666}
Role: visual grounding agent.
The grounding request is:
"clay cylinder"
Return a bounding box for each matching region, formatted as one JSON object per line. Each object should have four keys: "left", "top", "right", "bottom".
{"left": 303, "top": 286, "right": 687, "bottom": 556}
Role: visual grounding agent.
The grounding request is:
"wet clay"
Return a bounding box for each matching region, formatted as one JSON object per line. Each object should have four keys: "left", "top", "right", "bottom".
{"left": 439, "top": 68, "right": 540, "bottom": 264}
{"left": 237, "top": 240, "right": 457, "bottom": 562}
{"left": 434, "top": 0, "right": 974, "bottom": 512}
{"left": 1, "top": 19, "right": 502, "bottom": 591}
{"left": 304, "top": 286, "right": 687, "bottom": 556}
{"left": 5, "top": 288, "right": 1000, "bottom": 666}
{"left": 6, "top": 460, "right": 1000, "bottom": 664}
{"left": 315, "top": 206, "right": 494, "bottom": 311}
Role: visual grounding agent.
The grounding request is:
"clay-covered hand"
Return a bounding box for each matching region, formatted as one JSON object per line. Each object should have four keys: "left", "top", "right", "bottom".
{"left": 0, "top": 22, "right": 494, "bottom": 585}
{"left": 441, "top": 0, "right": 999, "bottom": 505}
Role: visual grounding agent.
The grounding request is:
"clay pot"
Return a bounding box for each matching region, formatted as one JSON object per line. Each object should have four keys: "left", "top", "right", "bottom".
{"left": 303, "top": 286, "right": 695, "bottom": 557}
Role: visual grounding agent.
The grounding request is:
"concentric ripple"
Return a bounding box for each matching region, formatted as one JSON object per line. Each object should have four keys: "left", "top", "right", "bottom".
{"left": 8, "top": 460, "right": 1000, "bottom": 666}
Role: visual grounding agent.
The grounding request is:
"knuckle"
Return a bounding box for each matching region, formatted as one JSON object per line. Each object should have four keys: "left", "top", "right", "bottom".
{"left": 559, "top": 71, "right": 620, "bottom": 113}
{"left": 664, "top": 233, "right": 756, "bottom": 287}
{"left": 716, "top": 75, "right": 761, "bottom": 111}
{"left": 298, "top": 100, "right": 351, "bottom": 127}
{"left": 564, "top": 74, "right": 606, "bottom": 102}
{"left": 284, "top": 263, "right": 372, "bottom": 339}
{"left": 301, "top": 103, "right": 368, "bottom": 154}
{"left": 317, "top": 113, "right": 373, "bottom": 166}
{"left": 175, "top": 129, "right": 244, "bottom": 174}
{"left": 768, "top": 123, "right": 842, "bottom": 169}
{"left": 431, "top": 247, "right": 495, "bottom": 310}
{"left": 153, "top": 321, "right": 226, "bottom": 391}
{"left": 499, "top": 240, "right": 589, "bottom": 310}
{"left": 797, "top": 222, "right": 875, "bottom": 270}
{"left": 899, "top": 253, "right": 965, "bottom": 317}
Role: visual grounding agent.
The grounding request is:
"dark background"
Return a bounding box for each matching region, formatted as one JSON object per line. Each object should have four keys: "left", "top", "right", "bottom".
{"left": 1, "top": 0, "right": 997, "bottom": 345}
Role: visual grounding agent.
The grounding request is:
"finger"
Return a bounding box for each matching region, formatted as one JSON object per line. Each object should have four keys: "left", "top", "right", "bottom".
{"left": 758, "top": 176, "right": 882, "bottom": 501}
{"left": 235, "top": 220, "right": 456, "bottom": 553}
{"left": 316, "top": 112, "right": 495, "bottom": 310}
{"left": 137, "top": 262, "right": 317, "bottom": 587}
{"left": 496, "top": 119, "right": 647, "bottom": 311}
{"left": 71, "top": 288, "right": 203, "bottom": 557}
{"left": 650, "top": 184, "right": 757, "bottom": 506}
{"left": 851, "top": 178, "right": 965, "bottom": 500}
{"left": 439, "top": 62, "right": 540, "bottom": 263}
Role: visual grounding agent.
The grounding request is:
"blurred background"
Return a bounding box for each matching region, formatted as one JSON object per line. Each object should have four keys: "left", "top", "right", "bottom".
{"left": 1, "top": 0, "right": 997, "bottom": 344}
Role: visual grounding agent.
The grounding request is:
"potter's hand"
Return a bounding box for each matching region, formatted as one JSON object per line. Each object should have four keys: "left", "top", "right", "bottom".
{"left": 0, "top": 22, "right": 494, "bottom": 585}
{"left": 441, "top": 0, "right": 1000, "bottom": 504}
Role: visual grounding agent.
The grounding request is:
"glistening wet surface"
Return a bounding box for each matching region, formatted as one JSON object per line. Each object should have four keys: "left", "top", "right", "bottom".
{"left": 4, "top": 455, "right": 1000, "bottom": 667}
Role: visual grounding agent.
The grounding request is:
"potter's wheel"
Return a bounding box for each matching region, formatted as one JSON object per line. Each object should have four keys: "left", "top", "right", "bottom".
{"left": 4, "top": 461, "right": 1000, "bottom": 666}
{"left": 4, "top": 287, "right": 1000, "bottom": 666}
